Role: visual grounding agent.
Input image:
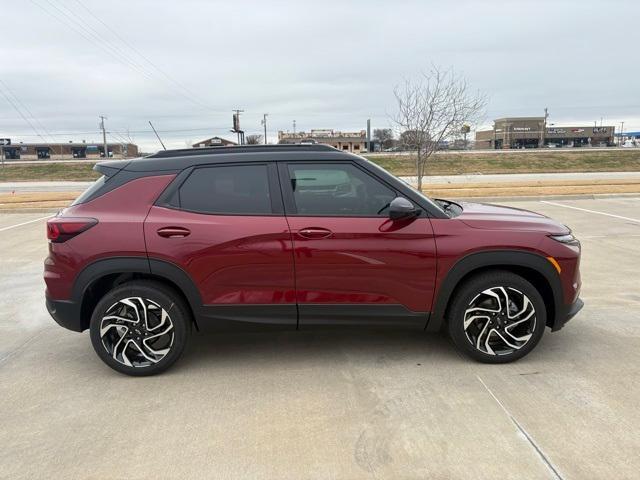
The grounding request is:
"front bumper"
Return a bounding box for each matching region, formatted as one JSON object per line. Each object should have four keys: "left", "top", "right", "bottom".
{"left": 552, "top": 297, "right": 584, "bottom": 331}
{"left": 46, "top": 296, "right": 83, "bottom": 332}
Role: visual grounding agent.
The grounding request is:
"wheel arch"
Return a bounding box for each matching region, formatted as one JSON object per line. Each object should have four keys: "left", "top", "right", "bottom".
{"left": 427, "top": 250, "right": 563, "bottom": 332}
{"left": 73, "top": 257, "right": 202, "bottom": 331}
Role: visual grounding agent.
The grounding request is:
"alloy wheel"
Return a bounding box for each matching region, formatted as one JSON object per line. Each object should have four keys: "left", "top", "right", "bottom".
{"left": 463, "top": 286, "right": 536, "bottom": 356}
{"left": 99, "top": 297, "right": 174, "bottom": 367}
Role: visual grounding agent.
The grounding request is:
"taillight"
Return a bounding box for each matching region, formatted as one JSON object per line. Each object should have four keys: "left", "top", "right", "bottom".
{"left": 47, "top": 217, "right": 98, "bottom": 243}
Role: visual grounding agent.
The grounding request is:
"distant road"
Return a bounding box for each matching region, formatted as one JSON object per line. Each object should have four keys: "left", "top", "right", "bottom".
{"left": 3, "top": 171, "right": 640, "bottom": 193}
{"left": 0, "top": 181, "right": 92, "bottom": 193}
{"left": 398, "top": 171, "right": 640, "bottom": 185}
{"left": 366, "top": 147, "right": 636, "bottom": 156}
{"left": 1, "top": 159, "right": 97, "bottom": 165}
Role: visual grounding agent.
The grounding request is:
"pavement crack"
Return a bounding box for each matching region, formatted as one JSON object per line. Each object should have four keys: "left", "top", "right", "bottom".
{"left": 0, "top": 329, "right": 47, "bottom": 366}
{"left": 476, "top": 375, "right": 564, "bottom": 480}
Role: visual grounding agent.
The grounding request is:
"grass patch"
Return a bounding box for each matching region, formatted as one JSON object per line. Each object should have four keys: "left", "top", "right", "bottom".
{"left": 1, "top": 149, "right": 640, "bottom": 181}
{"left": 365, "top": 149, "right": 640, "bottom": 176}
{"left": 0, "top": 162, "right": 100, "bottom": 182}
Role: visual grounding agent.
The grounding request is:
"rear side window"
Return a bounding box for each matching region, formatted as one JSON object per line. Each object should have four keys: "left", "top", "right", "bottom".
{"left": 178, "top": 164, "right": 272, "bottom": 215}
{"left": 71, "top": 175, "right": 106, "bottom": 206}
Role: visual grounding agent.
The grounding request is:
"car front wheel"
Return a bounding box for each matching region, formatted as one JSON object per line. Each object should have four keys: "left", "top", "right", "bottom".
{"left": 447, "top": 271, "right": 546, "bottom": 363}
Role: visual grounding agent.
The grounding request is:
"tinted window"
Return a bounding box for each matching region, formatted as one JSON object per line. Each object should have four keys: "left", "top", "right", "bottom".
{"left": 71, "top": 175, "right": 106, "bottom": 206}
{"left": 287, "top": 163, "right": 396, "bottom": 216}
{"left": 179, "top": 165, "right": 272, "bottom": 215}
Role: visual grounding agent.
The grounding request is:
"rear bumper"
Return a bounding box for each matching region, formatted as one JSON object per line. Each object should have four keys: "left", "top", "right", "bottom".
{"left": 552, "top": 297, "right": 584, "bottom": 331}
{"left": 46, "top": 296, "right": 83, "bottom": 332}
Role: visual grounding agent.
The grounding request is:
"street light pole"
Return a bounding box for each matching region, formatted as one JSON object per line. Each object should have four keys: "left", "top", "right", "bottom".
{"left": 261, "top": 113, "right": 268, "bottom": 144}
{"left": 99, "top": 115, "right": 108, "bottom": 158}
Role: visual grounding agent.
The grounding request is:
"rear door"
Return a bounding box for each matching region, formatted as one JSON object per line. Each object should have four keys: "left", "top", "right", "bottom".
{"left": 280, "top": 161, "right": 437, "bottom": 327}
{"left": 144, "top": 162, "right": 297, "bottom": 326}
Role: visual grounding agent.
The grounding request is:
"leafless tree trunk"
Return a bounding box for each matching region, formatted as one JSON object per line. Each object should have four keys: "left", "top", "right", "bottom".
{"left": 392, "top": 66, "right": 487, "bottom": 191}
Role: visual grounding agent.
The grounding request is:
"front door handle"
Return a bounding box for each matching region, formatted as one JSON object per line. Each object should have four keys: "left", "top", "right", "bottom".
{"left": 298, "top": 227, "right": 333, "bottom": 239}
{"left": 157, "top": 226, "right": 191, "bottom": 238}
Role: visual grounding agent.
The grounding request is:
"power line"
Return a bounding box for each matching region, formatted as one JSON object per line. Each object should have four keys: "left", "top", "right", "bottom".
{"left": 0, "top": 79, "right": 56, "bottom": 143}
{"left": 69, "top": 0, "right": 212, "bottom": 112}
{"left": 0, "top": 86, "right": 48, "bottom": 142}
{"left": 30, "top": 0, "right": 217, "bottom": 112}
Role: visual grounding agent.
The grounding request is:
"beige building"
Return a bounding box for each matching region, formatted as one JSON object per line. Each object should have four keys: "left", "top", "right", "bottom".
{"left": 278, "top": 129, "right": 367, "bottom": 153}
{"left": 0, "top": 142, "right": 138, "bottom": 160}
{"left": 475, "top": 117, "right": 615, "bottom": 149}
{"left": 192, "top": 136, "right": 237, "bottom": 148}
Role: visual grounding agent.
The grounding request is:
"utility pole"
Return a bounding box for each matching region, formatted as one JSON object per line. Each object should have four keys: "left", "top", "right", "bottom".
{"left": 541, "top": 107, "right": 549, "bottom": 148}
{"left": 621, "top": 121, "right": 625, "bottom": 146}
{"left": 261, "top": 114, "right": 268, "bottom": 144}
{"left": 293, "top": 120, "right": 296, "bottom": 135}
{"left": 366, "top": 118, "right": 371, "bottom": 152}
{"left": 99, "top": 115, "right": 108, "bottom": 158}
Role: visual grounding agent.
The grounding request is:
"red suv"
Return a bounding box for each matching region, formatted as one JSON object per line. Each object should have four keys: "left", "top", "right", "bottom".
{"left": 45, "top": 145, "right": 582, "bottom": 375}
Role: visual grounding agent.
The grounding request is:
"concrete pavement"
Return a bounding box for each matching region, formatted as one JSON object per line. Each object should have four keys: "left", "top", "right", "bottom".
{"left": 1, "top": 196, "right": 639, "bottom": 479}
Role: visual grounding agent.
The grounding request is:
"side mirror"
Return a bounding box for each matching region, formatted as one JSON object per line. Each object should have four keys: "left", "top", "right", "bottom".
{"left": 389, "top": 197, "right": 418, "bottom": 220}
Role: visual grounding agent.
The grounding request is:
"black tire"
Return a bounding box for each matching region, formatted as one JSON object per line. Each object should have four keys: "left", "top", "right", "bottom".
{"left": 447, "top": 270, "right": 546, "bottom": 363}
{"left": 89, "top": 280, "right": 190, "bottom": 376}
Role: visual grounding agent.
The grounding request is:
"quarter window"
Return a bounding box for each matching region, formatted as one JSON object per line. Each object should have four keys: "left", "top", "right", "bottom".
{"left": 178, "top": 164, "right": 272, "bottom": 215}
{"left": 287, "top": 163, "right": 396, "bottom": 216}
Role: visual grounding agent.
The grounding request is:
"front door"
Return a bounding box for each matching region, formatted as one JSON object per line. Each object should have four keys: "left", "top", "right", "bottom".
{"left": 144, "top": 163, "right": 297, "bottom": 326}
{"left": 280, "top": 162, "right": 437, "bottom": 328}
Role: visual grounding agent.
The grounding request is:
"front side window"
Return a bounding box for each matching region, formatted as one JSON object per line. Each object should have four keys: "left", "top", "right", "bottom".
{"left": 287, "top": 163, "right": 396, "bottom": 216}
{"left": 178, "top": 164, "right": 272, "bottom": 215}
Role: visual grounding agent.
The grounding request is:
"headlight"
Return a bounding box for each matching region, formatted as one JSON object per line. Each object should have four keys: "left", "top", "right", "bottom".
{"left": 549, "top": 233, "right": 580, "bottom": 245}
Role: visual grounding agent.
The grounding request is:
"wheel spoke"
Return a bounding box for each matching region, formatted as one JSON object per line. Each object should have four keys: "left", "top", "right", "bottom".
{"left": 463, "top": 313, "right": 490, "bottom": 330}
{"left": 99, "top": 296, "right": 175, "bottom": 368}
{"left": 463, "top": 285, "right": 536, "bottom": 356}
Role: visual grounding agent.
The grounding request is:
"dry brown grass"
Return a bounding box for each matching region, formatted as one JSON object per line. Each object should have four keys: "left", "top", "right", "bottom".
{"left": 423, "top": 180, "right": 640, "bottom": 198}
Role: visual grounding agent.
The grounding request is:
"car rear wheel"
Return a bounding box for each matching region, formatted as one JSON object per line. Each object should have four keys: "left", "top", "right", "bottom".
{"left": 89, "top": 280, "right": 190, "bottom": 376}
{"left": 447, "top": 271, "right": 546, "bottom": 363}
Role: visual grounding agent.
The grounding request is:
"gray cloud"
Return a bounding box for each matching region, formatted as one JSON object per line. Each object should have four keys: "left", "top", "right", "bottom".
{"left": 1, "top": 0, "right": 637, "bottom": 151}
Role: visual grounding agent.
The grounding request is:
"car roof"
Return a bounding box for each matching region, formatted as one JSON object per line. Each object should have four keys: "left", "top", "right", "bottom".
{"left": 99, "top": 144, "right": 362, "bottom": 173}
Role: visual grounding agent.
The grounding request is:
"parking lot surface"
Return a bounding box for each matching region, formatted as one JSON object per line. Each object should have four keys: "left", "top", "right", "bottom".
{"left": 1, "top": 196, "right": 639, "bottom": 479}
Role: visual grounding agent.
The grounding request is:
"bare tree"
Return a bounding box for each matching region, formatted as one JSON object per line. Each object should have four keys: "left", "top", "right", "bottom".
{"left": 373, "top": 128, "right": 395, "bottom": 151}
{"left": 245, "top": 134, "right": 263, "bottom": 145}
{"left": 392, "top": 66, "right": 487, "bottom": 190}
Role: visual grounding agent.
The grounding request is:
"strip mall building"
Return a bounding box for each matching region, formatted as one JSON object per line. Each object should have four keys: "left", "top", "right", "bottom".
{"left": 475, "top": 117, "right": 616, "bottom": 149}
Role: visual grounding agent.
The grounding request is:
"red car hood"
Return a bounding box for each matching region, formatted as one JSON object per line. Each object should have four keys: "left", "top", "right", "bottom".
{"left": 457, "top": 202, "right": 570, "bottom": 234}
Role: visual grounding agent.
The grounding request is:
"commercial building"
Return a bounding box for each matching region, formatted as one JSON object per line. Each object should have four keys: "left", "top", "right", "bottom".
{"left": 0, "top": 141, "right": 138, "bottom": 160}
{"left": 192, "top": 136, "right": 237, "bottom": 148}
{"left": 278, "top": 129, "right": 367, "bottom": 153}
{"left": 475, "top": 117, "right": 616, "bottom": 149}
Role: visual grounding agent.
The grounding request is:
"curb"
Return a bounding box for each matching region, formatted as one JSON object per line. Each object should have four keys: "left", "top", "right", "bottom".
{"left": 450, "top": 192, "right": 640, "bottom": 202}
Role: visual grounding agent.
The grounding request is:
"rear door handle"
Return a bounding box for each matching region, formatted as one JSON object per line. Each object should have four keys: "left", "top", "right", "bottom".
{"left": 298, "top": 227, "right": 333, "bottom": 239}
{"left": 157, "top": 226, "right": 191, "bottom": 238}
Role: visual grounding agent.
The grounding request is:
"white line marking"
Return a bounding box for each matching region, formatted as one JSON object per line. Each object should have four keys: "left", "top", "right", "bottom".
{"left": 0, "top": 215, "right": 53, "bottom": 232}
{"left": 541, "top": 201, "right": 640, "bottom": 224}
{"left": 477, "top": 375, "right": 564, "bottom": 480}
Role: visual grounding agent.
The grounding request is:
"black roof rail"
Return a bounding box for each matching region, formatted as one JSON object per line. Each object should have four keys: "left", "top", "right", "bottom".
{"left": 147, "top": 143, "right": 336, "bottom": 158}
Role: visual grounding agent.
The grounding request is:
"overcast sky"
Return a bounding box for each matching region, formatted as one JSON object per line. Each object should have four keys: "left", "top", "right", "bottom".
{"left": 1, "top": 0, "right": 638, "bottom": 151}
